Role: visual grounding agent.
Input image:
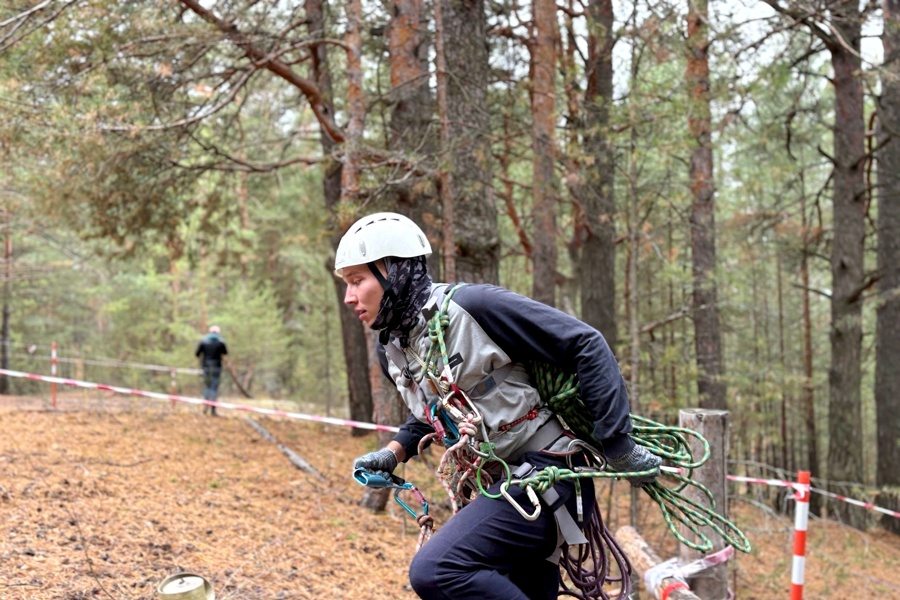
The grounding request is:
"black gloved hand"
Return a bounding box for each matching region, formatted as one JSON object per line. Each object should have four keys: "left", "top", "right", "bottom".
{"left": 352, "top": 448, "right": 399, "bottom": 479}
{"left": 607, "top": 444, "right": 661, "bottom": 487}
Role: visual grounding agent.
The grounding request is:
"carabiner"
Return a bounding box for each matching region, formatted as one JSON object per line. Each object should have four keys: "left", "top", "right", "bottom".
{"left": 500, "top": 481, "right": 542, "bottom": 521}
{"left": 429, "top": 403, "right": 460, "bottom": 446}
{"left": 565, "top": 438, "right": 608, "bottom": 472}
{"left": 394, "top": 484, "right": 430, "bottom": 520}
{"left": 467, "top": 420, "right": 495, "bottom": 459}
{"left": 444, "top": 383, "right": 483, "bottom": 425}
{"left": 354, "top": 469, "right": 430, "bottom": 521}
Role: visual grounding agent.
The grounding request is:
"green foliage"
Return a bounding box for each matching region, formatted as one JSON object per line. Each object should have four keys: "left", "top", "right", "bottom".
{"left": 0, "top": 0, "right": 892, "bottom": 485}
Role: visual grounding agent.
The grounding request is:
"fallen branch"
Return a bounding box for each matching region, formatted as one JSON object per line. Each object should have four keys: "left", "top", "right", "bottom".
{"left": 244, "top": 417, "right": 323, "bottom": 480}
{"left": 224, "top": 358, "right": 253, "bottom": 399}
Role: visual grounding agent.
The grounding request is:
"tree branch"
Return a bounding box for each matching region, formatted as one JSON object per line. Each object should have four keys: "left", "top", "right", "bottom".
{"left": 178, "top": 0, "right": 345, "bottom": 143}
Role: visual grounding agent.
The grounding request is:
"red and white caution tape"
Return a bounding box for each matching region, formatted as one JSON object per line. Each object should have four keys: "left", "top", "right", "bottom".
{"left": 727, "top": 474, "right": 900, "bottom": 518}
{"left": 809, "top": 485, "right": 900, "bottom": 519}
{"left": 0, "top": 368, "right": 400, "bottom": 434}
{"left": 727, "top": 474, "right": 806, "bottom": 497}
{"left": 3, "top": 342, "right": 200, "bottom": 374}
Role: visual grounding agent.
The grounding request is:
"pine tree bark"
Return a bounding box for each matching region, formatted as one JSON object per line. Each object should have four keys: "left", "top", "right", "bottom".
{"left": 578, "top": 0, "right": 617, "bottom": 343}
{"left": 876, "top": 0, "right": 900, "bottom": 535}
{"left": 686, "top": 0, "right": 726, "bottom": 409}
{"left": 826, "top": 1, "right": 867, "bottom": 530}
{"left": 800, "top": 191, "right": 821, "bottom": 514}
{"left": 530, "top": 0, "right": 559, "bottom": 306}
{"left": 388, "top": 0, "right": 442, "bottom": 278}
{"left": 435, "top": 0, "right": 498, "bottom": 284}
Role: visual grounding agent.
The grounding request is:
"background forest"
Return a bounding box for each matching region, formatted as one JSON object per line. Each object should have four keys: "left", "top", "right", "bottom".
{"left": 0, "top": 0, "right": 897, "bottom": 534}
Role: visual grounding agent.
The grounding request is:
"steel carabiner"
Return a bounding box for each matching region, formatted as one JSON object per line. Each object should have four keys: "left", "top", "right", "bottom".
{"left": 500, "top": 480, "right": 542, "bottom": 521}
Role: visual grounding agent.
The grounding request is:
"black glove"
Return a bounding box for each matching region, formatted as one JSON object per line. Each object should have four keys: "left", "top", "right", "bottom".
{"left": 607, "top": 444, "right": 661, "bottom": 487}
{"left": 352, "top": 448, "right": 398, "bottom": 479}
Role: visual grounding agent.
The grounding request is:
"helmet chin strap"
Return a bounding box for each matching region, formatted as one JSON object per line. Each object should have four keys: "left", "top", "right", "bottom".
{"left": 367, "top": 260, "right": 389, "bottom": 289}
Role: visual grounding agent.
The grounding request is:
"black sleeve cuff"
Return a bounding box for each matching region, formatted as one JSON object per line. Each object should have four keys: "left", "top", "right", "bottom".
{"left": 393, "top": 414, "right": 435, "bottom": 461}
{"left": 598, "top": 432, "right": 635, "bottom": 459}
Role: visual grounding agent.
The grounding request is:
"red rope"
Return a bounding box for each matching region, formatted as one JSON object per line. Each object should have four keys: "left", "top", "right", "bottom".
{"left": 498, "top": 407, "right": 540, "bottom": 432}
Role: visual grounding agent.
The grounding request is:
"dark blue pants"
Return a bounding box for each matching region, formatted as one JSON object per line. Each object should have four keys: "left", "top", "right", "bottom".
{"left": 409, "top": 451, "right": 595, "bottom": 600}
{"left": 203, "top": 366, "right": 222, "bottom": 401}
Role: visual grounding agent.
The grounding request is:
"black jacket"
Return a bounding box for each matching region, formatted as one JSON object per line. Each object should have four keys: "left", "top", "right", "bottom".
{"left": 196, "top": 333, "right": 228, "bottom": 368}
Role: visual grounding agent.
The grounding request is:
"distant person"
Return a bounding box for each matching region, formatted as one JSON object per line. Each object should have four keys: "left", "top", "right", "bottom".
{"left": 196, "top": 325, "right": 228, "bottom": 416}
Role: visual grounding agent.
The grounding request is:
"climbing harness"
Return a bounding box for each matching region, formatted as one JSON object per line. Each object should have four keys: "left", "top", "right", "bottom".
{"left": 353, "top": 468, "right": 434, "bottom": 549}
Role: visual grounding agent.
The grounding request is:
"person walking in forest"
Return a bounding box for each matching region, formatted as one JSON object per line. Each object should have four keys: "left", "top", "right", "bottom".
{"left": 337, "top": 212, "right": 660, "bottom": 600}
{"left": 196, "top": 325, "right": 228, "bottom": 416}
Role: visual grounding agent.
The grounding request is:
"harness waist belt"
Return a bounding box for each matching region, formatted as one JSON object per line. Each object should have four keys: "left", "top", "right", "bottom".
{"left": 507, "top": 416, "right": 565, "bottom": 463}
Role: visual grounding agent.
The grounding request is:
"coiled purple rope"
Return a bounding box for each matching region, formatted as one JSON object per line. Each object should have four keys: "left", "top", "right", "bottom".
{"left": 558, "top": 502, "right": 632, "bottom": 600}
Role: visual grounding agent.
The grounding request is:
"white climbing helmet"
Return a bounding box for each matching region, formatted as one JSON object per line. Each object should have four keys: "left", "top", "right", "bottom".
{"left": 334, "top": 212, "right": 432, "bottom": 275}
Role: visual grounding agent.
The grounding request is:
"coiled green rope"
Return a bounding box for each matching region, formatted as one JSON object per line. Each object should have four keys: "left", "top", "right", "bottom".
{"left": 530, "top": 361, "right": 751, "bottom": 554}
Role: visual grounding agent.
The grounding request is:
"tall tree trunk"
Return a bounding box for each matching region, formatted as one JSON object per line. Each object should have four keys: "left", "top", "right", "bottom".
{"left": 826, "top": 1, "right": 867, "bottom": 530}
{"left": 686, "top": 0, "right": 726, "bottom": 409}
{"left": 436, "top": 0, "right": 498, "bottom": 284}
{"left": 388, "top": 0, "right": 442, "bottom": 279}
{"left": 0, "top": 209, "right": 10, "bottom": 395}
{"left": 777, "top": 254, "right": 789, "bottom": 472}
{"left": 876, "top": 0, "right": 900, "bottom": 534}
{"left": 627, "top": 125, "right": 640, "bottom": 414}
{"left": 799, "top": 170, "right": 821, "bottom": 515}
{"left": 308, "top": 0, "right": 372, "bottom": 436}
{"left": 625, "top": 6, "right": 640, "bottom": 415}
{"left": 578, "top": 0, "right": 618, "bottom": 346}
{"left": 342, "top": 0, "right": 364, "bottom": 202}
{"left": 530, "top": 0, "right": 559, "bottom": 306}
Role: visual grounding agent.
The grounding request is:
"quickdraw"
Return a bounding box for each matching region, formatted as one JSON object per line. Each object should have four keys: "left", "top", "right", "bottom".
{"left": 353, "top": 468, "right": 434, "bottom": 549}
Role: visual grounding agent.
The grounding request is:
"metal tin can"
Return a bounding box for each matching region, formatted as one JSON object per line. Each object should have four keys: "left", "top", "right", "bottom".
{"left": 157, "top": 572, "right": 215, "bottom": 600}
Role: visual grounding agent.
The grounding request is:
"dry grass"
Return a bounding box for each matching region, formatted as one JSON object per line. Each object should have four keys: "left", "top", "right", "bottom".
{"left": 0, "top": 393, "right": 897, "bottom": 599}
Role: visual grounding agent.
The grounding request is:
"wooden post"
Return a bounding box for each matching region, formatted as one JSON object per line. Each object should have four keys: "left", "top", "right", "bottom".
{"left": 170, "top": 368, "right": 177, "bottom": 408}
{"left": 617, "top": 526, "right": 702, "bottom": 600}
{"left": 679, "top": 408, "right": 730, "bottom": 599}
{"left": 51, "top": 341, "right": 57, "bottom": 408}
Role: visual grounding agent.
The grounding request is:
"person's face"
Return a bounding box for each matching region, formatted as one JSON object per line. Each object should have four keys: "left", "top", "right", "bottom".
{"left": 342, "top": 262, "right": 386, "bottom": 328}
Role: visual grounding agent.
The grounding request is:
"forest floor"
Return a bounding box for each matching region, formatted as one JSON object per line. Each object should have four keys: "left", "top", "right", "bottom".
{"left": 0, "top": 391, "right": 898, "bottom": 600}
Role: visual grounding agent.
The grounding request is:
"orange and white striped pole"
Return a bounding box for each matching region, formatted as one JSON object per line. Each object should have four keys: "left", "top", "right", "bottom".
{"left": 791, "top": 470, "right": 811, "bottom": 600}
{"left": 170, "top": 368, "right": 177, "bottom": 408}
{"left": 51, "top": 341, "right": 57, "bottom": 408}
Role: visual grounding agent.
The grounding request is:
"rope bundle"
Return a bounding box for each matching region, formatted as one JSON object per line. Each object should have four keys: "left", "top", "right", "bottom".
{"left": 531, "top": 362, "right": 752, "bottom": 554}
